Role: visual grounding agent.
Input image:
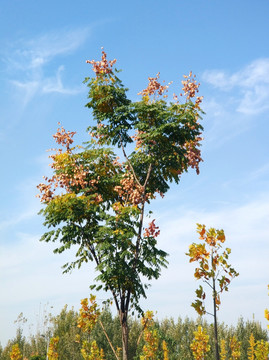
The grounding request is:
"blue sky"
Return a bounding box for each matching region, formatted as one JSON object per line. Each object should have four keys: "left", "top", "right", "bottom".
{"left": 1, "top": 0, "right": 269, "bottom": 346}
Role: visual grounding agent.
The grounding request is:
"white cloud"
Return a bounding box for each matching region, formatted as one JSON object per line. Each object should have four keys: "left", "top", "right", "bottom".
{"left": 10, "top": 80, "right": 40, "bottom": 107}
{"left": 1, "top": 157, "right": 269, "bottom": 346}
{"left": 11, "top": 66, "right": 81, "bottom": 105}
{"left": 1, "top": 192, "right": 268, "bottom": 346}
{"left": 0, "top": 232, "right": 94, "bottom": 346}
{"left": 147, "top": 192, "right": 269, "bottom": 325}
{"left": 202, "top": 98, "right": 250, "bottom": 147}
{"left": 237, "top": 85, "right": 269, "bottom": 114}
{"left": 0, "top": 209, "right": 37, "bottom": 231}
{"left": 42, "top": 65, "right": 82, "bottom": 95}
{"left": 4, "top": 27, "right": 90, "bottom": 105}
{"left": 7, "top": 27, "right": 90, "bottom": 71}
{"left": 203, "top": 59, "right": 269, "bottom": 90}
{"left": 203, "top": 58, "right": 269, "bottom": 115}
{"left": 248, "top": 162, "right": 269, "bottom": 181}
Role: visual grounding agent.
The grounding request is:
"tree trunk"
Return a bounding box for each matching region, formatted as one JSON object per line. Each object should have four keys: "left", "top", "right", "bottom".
{"left": 213, "top": 277, "right": 220, "bottom": 360}
{"left": 120, "top": 311, "right": 129, "bottom": 360}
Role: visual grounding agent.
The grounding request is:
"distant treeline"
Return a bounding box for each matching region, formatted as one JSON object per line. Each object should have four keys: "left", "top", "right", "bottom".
{"left": 0, "top": 305, "right": 268, "bottom": 359}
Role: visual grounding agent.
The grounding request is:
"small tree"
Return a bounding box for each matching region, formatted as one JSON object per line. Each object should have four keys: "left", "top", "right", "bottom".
{"left": 254, "top": 340, "right": 269, "bottom": 359}
{"left": 81, "top": 340, "right": 105, "bottom": 360}
{"left": 247, "top": 333, "right": 256, "bottom": 360}
{"left": 186, "top": 224, "right": 239, "bottom": 360}
{"left": 140, "top": 311, "right": 159, "bottom": 359}
{"left": 220, "top": 339, "right": 227, "bottom": 360}
{"left": 47, "top": 337, "right": 59, "bottom": 360}
{"left": 9, "top": 344, "right": 22, "bottom": 360}
{"left": 77, "top": 295, "right": 118, "bottom": 359}
{"left": 190, "top": 326, "right": 210, "bottom": 360}
{"left": 37, "top": 50, "right": 204, "bottom": 359}
{"left": 229, "top": 336, "right": 241, "bottom": 360}
{"left": 139, "top": 310, "right": 169, "bottom": 360}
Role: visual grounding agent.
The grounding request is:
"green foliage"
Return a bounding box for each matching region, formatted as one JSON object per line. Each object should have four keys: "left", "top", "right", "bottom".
{"left": 0, "top": 304, "right": 268, "bottom": 360}
{"left": 37, "top": 51, "right": 204, "bottom": 358}
{"left": 51, "top": 305, "right": 82, "bottom": 360}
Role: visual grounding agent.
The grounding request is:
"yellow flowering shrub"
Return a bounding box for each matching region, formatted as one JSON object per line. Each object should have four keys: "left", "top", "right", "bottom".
{"left": 220, "top": 339, "right": 227, "bottom": 360}
{"left": 140, "top": 311, "right": 159, "bottom": 360}
{"left": 229, "top": 336, "right": 241, "bottom": 360}
{"left": 9, "top": 344, "right": 22, "bottom": 360}
{"left": 190, "top": 326, "right": 210, "bottom": 360}
{"left": 47, "top": 336, "right": 59, "bottom": 360}
{"left": 254, "top": 340, "right": 269, "bottom": 360}
{"left": 81, "top": 340, "right": 105, "bottom": 360}
{"left": 247, "top": 333, "right": 256, "bottom": 360}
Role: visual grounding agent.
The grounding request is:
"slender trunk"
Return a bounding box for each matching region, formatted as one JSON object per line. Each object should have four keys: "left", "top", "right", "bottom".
{"left": 120, "top": 310, "right": 129, "bottom": 360}
{"left": 212, "top": 277, "right": 220, "bottom": 360}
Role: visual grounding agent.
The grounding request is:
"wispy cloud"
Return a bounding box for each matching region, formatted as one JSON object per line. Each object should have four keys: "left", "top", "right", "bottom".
{"left": 0, "top": 210, "right": 37, "bottom": 231}
{"left": 248, "top": 162, "right": 269, "bottom": 181}
{"left": 10, "top": 80, "right": 40, "bottom": 107}
{"left": 202, "top": 98, "right": 250, "bottom": 147}
{"left": 0, "top": 232, "right": 93, "bottom": 346}
{"left": 4, "top": 27, "right": 90, "bottom": 106}
{"left": 5, "top": 27, "right": 90, "bottom": 71}
{"left": 42, "top": 65, "right": 81, "bottom": 95}
{"left": 149, "top": 192, "right": 269, "bottom": 325}
{"left": 203, "top": 58, "right": 269, "bottom": 115}
{"left": 0, "top": 189, "right": 268, "bottom": 345}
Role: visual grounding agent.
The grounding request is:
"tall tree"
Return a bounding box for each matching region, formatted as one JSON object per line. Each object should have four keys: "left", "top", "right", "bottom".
{"left": 186, "top": 224, "right": 239, "bottom": 360}
{"left": 37, "top": 50, "right": 204, "bottom": 359}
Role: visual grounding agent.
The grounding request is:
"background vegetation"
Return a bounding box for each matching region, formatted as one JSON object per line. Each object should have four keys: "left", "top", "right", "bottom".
{"left": 0, "top": 305, "right": 267, "bottom": 359}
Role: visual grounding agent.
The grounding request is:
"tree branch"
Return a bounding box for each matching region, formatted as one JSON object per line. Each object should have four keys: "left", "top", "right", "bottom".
{"left": 143, "top": 163, "right": 152, "bottom": 189}
{"left": 99, "top": 319, "right": 120, "bottom": 360}
{"left": 203, "top": 280, "right": 213, "bottom": 290}
{"left": 79, "top": 223, "right": 120, "bottom": 313}
{"left": 136, "top": 317, "right": 149, "bottom": 347}
{"left": 119, "top": 138, "right": 142, "bottom": 187}
{"left": 206, "top": 311, "right": 214, "bottom": 317}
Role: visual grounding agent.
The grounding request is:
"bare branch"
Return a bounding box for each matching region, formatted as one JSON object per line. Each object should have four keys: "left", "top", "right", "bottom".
{"left": 143, "top": 163, "right": 152, "bottom": 189}
{"left": 99, "top": 319, "right": 120, "bottom": 360}
{"left": 119, "top": 137, "right": 142, "bottom": 187}
{"left": 136, "top": 317, "right": 149, "bottom": 347}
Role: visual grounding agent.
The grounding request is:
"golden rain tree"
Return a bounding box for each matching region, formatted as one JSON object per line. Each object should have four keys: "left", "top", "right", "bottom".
{"left": 37, "top": 50, "right": 204, "bottom": 360}
{"left": 186, "top": 224, "right": 239, "bottom": 360}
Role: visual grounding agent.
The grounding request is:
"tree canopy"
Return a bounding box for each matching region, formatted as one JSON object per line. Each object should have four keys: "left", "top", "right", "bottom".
{"left": 37, "top": 50, "right": 204, "bottom": 359}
